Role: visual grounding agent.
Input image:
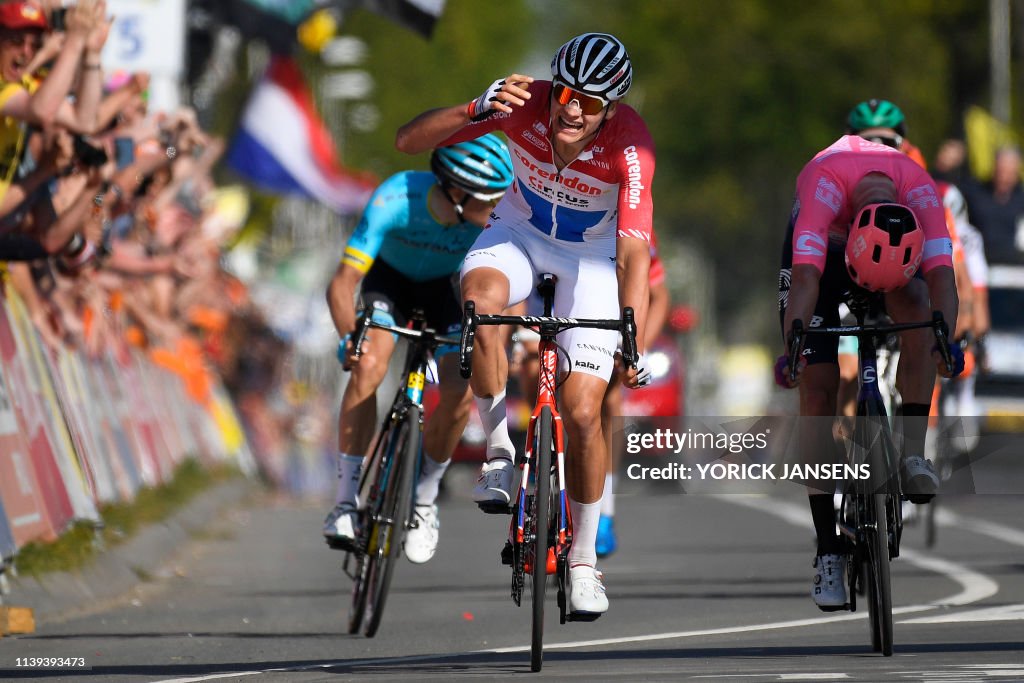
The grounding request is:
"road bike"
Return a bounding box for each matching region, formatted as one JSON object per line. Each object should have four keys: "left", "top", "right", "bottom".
{"left": 459, "top": 273, "right": 639, "bottom": 672}
{"left": 788, "top": 291, "right": 952, "bottom": 656}
{"left": 341, "top": 312, "right": 461, "bottom": 637}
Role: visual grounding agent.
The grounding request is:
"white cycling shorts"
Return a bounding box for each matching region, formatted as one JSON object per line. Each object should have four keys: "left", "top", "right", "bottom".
{"left": 461, "top": 222, "right": 619, "bottom": 380}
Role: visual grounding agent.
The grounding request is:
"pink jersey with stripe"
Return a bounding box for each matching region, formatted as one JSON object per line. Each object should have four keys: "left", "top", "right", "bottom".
{"left": 792, "top": 135, "right": 953, "bottom": 274}
{"left": 442, "top": 80, "right": 655, "bottom": 250}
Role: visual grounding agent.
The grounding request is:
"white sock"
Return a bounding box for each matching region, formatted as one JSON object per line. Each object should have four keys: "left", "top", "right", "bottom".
{"left": 474, "top": 390, "right": 516, "bottom": 462}
{"left": 599, "top": 473, "right": 615, "bottom": 517}
{"left": 335, "top": 452, "right": 363, "bottom": 507}
{"left": 568, "top": 498, "right": 601, "bottom": 569}
{"left": 415, "top": 455, "right": 450, "bottom": 505}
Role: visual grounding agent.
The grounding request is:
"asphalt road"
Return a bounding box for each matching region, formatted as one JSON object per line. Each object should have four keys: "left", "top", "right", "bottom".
{"left": 2, "top": 458, "right": 1023, "bottom": 683}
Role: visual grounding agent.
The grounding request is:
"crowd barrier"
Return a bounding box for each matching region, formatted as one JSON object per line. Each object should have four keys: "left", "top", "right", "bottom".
{"left": 0, "top": 279, "right": 255, "bottom": 567}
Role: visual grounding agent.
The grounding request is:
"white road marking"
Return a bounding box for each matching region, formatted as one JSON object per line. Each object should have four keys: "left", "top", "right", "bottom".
{"left": 901, "top": 603, "right": 1024, "bottom": 624}
{"left": 153, "top": 495, "right": 1004, "bottom": 683}
{"left": 936, "top": 508, "right": 1024, "bottom": 548}
{"left": 897, "top": 548, "right": 1000, "bottom": 607}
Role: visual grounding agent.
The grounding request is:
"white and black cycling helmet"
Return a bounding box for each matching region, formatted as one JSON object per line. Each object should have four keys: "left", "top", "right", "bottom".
{"left": 551, "top": 32, "right": 632, "bottom": 102}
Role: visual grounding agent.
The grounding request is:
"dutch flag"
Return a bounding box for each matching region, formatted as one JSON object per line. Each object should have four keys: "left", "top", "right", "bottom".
{"left": 227, "top": 56, "right": 375, "bottom": 215}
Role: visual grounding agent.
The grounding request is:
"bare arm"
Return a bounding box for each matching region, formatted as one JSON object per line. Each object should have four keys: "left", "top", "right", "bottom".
{"left": 395, "top": 104, "right": 475, "bottom": 155}
{"left": 644, "top": 279, "right": 671, "bottom": 349}
{"left": 616, "top": 236, "right": 651, "bottom": 387}
{"left": 782, "top": 264, "right": 821, "bottom": 352}
{"left": 73, "top": 6, "right": 112, "bottom": 130}
{"left": 924, "top": 265, "right": 960, "bottom": 378}
{"left": 972, "top": 286, "right": 990, "bottom": 338}
{"left": 394, "top": 74, "right": 533, "bottom": 154}
{"left": 326, "top": 262, "right": 362, "bottom": 338}
{"left": 952, "top": 257, "right": 974, "bottom": 340}
{"left": 25, "top": 1, "right": 101, "bottom": 129}
{"left": 102, "top": 240, "right": 176, "bottom": 275}
{"left": 6, "top": 262, "right": 64, "bottom": 350}
{"left": 30, "top": 172, "right": 102, "bottom": 253}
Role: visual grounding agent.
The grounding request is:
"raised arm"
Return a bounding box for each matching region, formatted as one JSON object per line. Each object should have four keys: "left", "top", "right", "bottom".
{"left": 394, "top": 74, "right": 533, "bottom": 154}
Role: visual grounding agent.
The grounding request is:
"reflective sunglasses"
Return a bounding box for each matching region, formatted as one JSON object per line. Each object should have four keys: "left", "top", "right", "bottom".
{"left": 552, "top": 82, "right": 607, "bottom": 115}
{"left": 860, "top": 133, "right": 904, "bottom": 150}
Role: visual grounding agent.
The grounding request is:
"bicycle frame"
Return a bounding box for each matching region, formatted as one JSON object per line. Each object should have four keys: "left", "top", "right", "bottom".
{"left": 516, "top": 284, "right": 570, "bottom": 585}
{"left": 343, "top": 314, "right": 461, "bottom": 637}
{"left": 353, "top": 318, "right": 436, "bottom": 528}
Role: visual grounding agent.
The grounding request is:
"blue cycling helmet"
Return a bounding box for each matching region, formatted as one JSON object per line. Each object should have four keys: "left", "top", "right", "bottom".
{"left": 431, "top": 133, "right": 514, "bottom": 202}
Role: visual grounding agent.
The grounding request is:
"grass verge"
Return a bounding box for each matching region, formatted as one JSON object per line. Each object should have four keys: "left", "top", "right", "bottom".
{"left": 12, "top": 459, "right": 242, "bottom": 578}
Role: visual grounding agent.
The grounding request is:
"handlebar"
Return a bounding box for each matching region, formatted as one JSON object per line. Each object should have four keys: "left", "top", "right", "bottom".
{"left": 931, "top": 311, "right": 954, "bottom": 376}
{"left": 458, "top": 301, "right": 640, "bottom": 380}
{"left": 344, "top": 314, "right": 461, "bottom": 372}
{"left": 786, "top": 311, "right": 955, "bottom": 379}
{"left": 787, "top": 319, "right": 804, "bottom": 384}
{"left": 458, "top": 301, "right": 476, "bottom": 379}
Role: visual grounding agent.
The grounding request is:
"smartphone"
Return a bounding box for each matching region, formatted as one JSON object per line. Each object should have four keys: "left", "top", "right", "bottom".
{"left": 51, "top": 8, "right": 67, "bottom": 31}
{"left": 114, "top": 137, "right": 135, "bottom": 169}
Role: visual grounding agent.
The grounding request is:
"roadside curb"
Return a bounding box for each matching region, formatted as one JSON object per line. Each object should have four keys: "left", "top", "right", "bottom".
{"left": 4, "top": 478, "right": 261, "bottom": 625}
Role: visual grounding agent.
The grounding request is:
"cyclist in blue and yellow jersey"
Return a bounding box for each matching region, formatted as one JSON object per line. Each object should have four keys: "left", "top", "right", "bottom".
{"left": 323, "top": 134, "right": 514, "bottom": 564}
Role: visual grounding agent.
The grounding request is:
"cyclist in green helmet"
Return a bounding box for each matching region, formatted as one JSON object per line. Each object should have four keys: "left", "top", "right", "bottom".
{"left": 846, "top": 98, "right": 906, "bottom": 137}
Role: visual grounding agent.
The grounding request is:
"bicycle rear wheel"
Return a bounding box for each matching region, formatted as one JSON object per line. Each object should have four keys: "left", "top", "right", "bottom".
{"left": 362, "top": 406, "right": 421, "bottom": 638}
{"left": 866, "top": 492, "right": 894, "bottom": 655}
{"left": 531, "top": 406, "right": 553, "bottom": 672}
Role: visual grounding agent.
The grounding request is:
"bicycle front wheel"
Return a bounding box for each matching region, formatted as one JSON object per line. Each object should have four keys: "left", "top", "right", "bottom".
{"left": 866, "top": 492, "right": 894, "bottom": 655}
{"left": 531, "top": 406, "right": 553, "bottom": 672}
{"left": 362, "top": 406, "right": 421, "bottom": 638}
{"left": 347, "top": 551, "right": 371, "bottom": 634}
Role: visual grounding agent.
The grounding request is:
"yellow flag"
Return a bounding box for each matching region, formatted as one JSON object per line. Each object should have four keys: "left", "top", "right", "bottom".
{"left": 964, "top": 106, "right": 1018, "bottom": 182}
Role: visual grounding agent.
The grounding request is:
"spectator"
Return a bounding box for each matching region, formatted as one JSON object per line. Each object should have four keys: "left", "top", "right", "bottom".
{"left": 932, "top": 138, "right": 967, "bottom": 185}
{"left": 961, "top": 145, "right": 1024, "bottom": 265}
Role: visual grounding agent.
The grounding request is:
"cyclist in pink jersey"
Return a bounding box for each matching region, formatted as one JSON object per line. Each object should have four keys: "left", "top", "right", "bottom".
{"left": 776, "top": 135, "right": 963, "bottom": 610}
{"left": 396, "top": 32, "right": 655, "bottom": 619}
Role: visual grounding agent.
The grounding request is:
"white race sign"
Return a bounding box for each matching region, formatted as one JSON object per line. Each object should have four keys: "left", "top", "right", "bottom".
{"left": 101, "top": 0, "right": 187, "bottom": 112}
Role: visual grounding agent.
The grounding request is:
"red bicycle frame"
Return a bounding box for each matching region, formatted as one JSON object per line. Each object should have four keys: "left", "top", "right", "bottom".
{"left": 517, "top": 331, "right": 570, "bottom": 575}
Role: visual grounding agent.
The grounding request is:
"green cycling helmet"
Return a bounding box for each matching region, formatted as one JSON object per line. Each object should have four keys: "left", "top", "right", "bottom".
{"left": 846, "top": 99, "right": 906, "bottom": 136}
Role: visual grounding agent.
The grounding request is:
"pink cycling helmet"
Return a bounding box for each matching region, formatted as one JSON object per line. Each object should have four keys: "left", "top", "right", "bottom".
{"left": 845, "top": 203, "right": 924, "bottom": 292}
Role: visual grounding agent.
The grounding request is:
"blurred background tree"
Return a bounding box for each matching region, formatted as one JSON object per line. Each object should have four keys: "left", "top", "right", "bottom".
{"left": 318, "top": 0, "right": 993, "bottom": 348}
{"left": 190, "top": 0, "right": 1012, "bottom": 354}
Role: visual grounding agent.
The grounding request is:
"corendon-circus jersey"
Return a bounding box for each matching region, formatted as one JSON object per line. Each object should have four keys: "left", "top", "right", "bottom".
{"left": 441, "top": 80, "right": 655, "bottom": 258}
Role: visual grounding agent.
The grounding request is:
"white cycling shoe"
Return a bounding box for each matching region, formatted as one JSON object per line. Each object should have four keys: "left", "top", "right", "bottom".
{"left": 901, "top": 455, "right": 939, "bottom": 504}
{"left": 322, "top": 503, "right": 358, "bottom": 551}
{"left": 472, "top": 458, "right": 513, "bottom": 513}
{"left": 404, "top": 504, "right": 440, "bottom": 564}
{"left": 569, "top": 565, "right": 608, "bottom": 619}
{"left": 812, "top": 553, "right": 847, "bottom": 611}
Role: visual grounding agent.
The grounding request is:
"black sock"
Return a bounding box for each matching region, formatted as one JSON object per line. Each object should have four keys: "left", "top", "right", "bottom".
{"left": 809, "top": 494, "right": 841, "bottom": 555}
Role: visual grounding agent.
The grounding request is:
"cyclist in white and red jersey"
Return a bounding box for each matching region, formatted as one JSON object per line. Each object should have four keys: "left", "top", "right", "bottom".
{"left": 396, "top": 32, "right": 655, "bottom": 619}
{"left": 776, "top": 135, "right": 963, "bottom": 611}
